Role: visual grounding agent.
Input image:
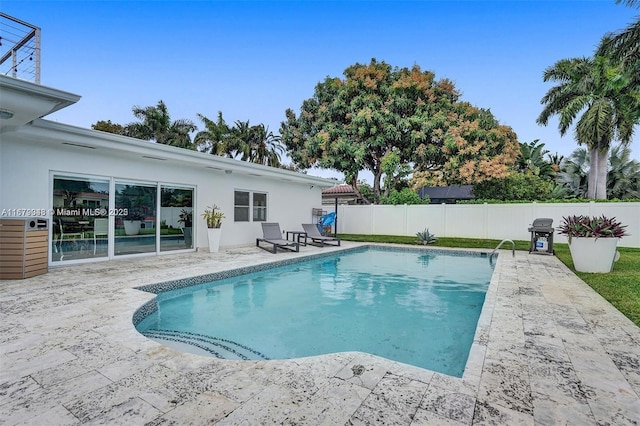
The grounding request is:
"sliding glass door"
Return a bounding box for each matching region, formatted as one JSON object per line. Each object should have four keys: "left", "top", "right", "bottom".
{"left": 114, "top": 181, "right": 157, "bottom": 256}
{"left": 51, "top": 174, "right": 195, "bottom": 263}
{"left": 160, "top": 186, "right": 194, "bottom": 252}
{"left": 52, "top": 175, "right": 110, "bottom": 263}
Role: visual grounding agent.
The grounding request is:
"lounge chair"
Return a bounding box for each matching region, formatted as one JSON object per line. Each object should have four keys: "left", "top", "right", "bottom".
{"left": 256, "top": 223, "right": 300, "bottom": 253}
{"left": 302, "top": 223, "right": 341, "bottom": 247}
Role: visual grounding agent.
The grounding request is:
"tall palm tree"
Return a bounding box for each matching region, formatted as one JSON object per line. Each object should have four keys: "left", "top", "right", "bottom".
{"left": 229, "top": 120, "right": 253, "bottom": 161}
{"left": 248, "top": 124, "right": 284, "bottom": 167}
{"left": 124, "top": 100, "right": 196, "bottom": 149}
{"left": 537, "top": 56, "right": 637, "bottom": 199}
{"left": 194, "top": 112, "right": 230, "bottom": 155}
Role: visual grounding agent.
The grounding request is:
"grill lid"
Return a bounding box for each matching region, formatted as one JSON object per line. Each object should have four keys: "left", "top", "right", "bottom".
{"left": 528, "top": 217, "right": 554, "bottom": 232}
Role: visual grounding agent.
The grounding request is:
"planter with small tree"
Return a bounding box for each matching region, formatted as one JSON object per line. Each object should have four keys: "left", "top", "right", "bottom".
{"left": 557, "top": 215, "right": 627, "bottom": 273}
{"left": 201, "top": 205, "right": 225, "bottom": 252}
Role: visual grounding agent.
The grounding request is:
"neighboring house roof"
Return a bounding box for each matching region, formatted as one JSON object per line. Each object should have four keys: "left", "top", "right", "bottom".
{"left": 322, "top": 184, "right": 366, "bottom": 205}
{"left": 323, "top": 184, "right": 356, "bottom": 195}
{"left": 418, "top": 185, "right": 475, "bottom": 201}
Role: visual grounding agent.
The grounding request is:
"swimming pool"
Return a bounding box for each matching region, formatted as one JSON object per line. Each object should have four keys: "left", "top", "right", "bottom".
{"left": 135, "top": 246, "right": 494, "bottom": 377}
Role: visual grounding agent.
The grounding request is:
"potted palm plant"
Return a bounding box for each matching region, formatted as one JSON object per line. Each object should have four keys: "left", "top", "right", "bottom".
{"left": 178, "top": 208, "right": 193, "bottom": 248}
{"left": 201, "top": 205, "right": 225, "bottom": 252}
{"left": 557, "top": 215, "right": 627, "bottom": 273}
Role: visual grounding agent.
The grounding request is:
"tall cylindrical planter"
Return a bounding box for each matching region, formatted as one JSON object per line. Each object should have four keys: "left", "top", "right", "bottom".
{"left": 569, "top": 237, "right": 619, "bottom": 273}
{"left": 207, "top": 228, "right": 222, "bottom": 253}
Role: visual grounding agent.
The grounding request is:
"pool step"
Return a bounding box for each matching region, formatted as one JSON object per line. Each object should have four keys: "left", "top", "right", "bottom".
{"left": 141, "top": 329, "right": 270, "bottom": 360}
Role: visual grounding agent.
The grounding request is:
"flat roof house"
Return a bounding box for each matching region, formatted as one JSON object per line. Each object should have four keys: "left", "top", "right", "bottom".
{"left": 0, "top": 75, "right": 334, "bottom": 267}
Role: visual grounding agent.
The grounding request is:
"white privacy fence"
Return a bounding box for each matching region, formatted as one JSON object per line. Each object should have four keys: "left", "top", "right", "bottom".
{"left": 335, "top": 202, "right": 640, "bottom": 248}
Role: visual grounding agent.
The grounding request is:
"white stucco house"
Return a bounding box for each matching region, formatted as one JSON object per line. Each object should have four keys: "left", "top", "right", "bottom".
{"left": 0, "top": 74, "right": 335, "bottom": 267}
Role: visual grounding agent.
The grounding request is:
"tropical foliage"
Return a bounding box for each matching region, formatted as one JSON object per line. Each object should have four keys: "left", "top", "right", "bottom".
{"left": 472, "top": 173, "right": 554, "bottom": 201}
{"left": 516, "top": 140, "right": 554, "bottom": 179}
{"left": 194, "top": 113, "right": 285, "bottom": 166}
{"left": 537, "top": 0, "right": 639, "bottom": 201}
{"left": 281, "top": 59, "right": 520, "bottom": 203}
{"left": 124, "top": 100, "right": 197, "bottom": 149}
{"left": 557, "top": 215, "right": 628, "bottom": 240}
{"left": 556, "top": 146, "right": 640, "bottom": 199}
{"left": 380, "top": 188, "right": 429, "bottom": 205}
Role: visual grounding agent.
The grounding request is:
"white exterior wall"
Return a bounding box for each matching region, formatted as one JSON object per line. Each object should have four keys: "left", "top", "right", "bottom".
{"left": 0, "top": 126, "right": 326, "bottom": 253}
{"left": 336, "top": 203, "right": 640, "bottom": 248}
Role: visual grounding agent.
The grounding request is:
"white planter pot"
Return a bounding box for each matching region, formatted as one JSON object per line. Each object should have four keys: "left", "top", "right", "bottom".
{"left": 123, "top": 220, "right": 141, "bottom": 236}
{"left": 182, "top": 227, "right": 193, "bottom": 248}
{"left": 207, "top": 228, "right": 222, "bottom": 253}
{"left": 569, "top": 237, "right": 619, "bottom": 273}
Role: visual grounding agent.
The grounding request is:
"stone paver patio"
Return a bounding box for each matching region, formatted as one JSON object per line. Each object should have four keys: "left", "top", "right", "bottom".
{"left": 1, "top": 242, "right": 639, "bottom": 425}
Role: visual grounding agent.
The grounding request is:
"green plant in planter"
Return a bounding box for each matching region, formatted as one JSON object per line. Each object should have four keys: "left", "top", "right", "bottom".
{"left": 416, "top": 228, "right": 437, "bottom": 245}
{"left": 557, "top": 215, "right": 627, "bottom": 242}
{"left": 178, "top": 209, "right": 193, "bottom": 227}
{"left": 124, "top": 208, "right": 145, "bottom": 221}
{"left": 202, "top": 205, "right": 225, "bottom": 228}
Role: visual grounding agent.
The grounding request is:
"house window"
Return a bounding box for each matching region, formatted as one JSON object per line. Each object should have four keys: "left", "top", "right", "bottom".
{"left": 253, "top": 192, "right": 267, "bottom": 222}
{"left": 234, "top": 190, "right": 267, "bottom": 222}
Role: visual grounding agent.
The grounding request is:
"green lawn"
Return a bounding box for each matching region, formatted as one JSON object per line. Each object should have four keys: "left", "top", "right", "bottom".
{"left": 339, "top": 234, "right": 640, "bottom": 327}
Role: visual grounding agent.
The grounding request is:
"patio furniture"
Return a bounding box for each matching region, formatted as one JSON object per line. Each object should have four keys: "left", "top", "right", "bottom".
{"left": 285, "top": 230, "right": 307, "bottom": 246}
{"left": 256, "top": 223, "right": 300, "bottom": 253}
{"left": 93, "top": 218, "right": 108, "bottom": 255}
{"left": 302, "top": 223, "right": 341, "bottom": 247}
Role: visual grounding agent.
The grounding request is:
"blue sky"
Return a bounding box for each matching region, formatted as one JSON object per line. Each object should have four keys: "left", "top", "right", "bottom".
{"left": 2, "top": 0, "right": 638, "bottom": 181}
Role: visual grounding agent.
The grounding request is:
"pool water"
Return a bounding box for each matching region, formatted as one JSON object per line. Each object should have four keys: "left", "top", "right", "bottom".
{"left": 136, "top": 247, "right": 493, "bottom": 377}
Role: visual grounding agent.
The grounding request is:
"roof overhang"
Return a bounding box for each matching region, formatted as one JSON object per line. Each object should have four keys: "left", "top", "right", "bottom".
{"left": 7, "top": 118, "right": 337, "bottom": 188}
{"left": 0, "top": 75, "right": 81, "bottom": 133}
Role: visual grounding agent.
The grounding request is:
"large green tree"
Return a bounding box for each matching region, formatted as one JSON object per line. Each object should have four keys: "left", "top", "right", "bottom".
{"left": 281, "top": 59, "right": 519, "bottom": 203}
{"left": 537, "top": 56, "right": 637, "bottom": 199}
{"left": 124, "top": 100, "right": 197, "bottom": 149}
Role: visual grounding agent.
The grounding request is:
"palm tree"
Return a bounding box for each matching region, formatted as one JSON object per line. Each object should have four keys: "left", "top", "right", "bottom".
{"left": 607, "top": 144, "right": 640, "bottom": 199}
{"left": 537, "top": 56, "right": 637, "bottom": 199}
{"left": 546, "top": 152, "right": 565, "bottom": 175}
{"left": 556, "top": 145, "right": 640, "bottom": 199}
{"left": 248, "top": 124, "right": 284, "bottom": 167}
{"left": 228, "top": 120, "right": 253, "bottom": 161}
{"left": 556, "top": 148, "right": 590, "bottom": 198}
{"left": 124, "top": 100, "right": 196, "bottom": 149}
{"left": 194, "top": 112, "right": 231, "bottom": 155}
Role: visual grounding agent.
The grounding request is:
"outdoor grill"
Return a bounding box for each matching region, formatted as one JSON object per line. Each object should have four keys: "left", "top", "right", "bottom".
{"left": 528, "top": 218, "right": 554, "bottom": 255}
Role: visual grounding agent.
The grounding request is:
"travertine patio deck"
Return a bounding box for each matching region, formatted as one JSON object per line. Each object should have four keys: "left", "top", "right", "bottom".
{"left": 1, "top": 242, "right": 639, "bottom": 425}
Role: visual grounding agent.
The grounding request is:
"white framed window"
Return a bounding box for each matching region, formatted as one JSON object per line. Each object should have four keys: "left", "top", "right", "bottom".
{"left": 234, "top": 190, "right": 267, "bottom": 222}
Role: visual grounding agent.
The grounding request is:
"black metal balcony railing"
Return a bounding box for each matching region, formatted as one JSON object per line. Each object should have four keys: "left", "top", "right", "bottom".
{"left": 0, "top": 12, "right": 40, "bottom": 84}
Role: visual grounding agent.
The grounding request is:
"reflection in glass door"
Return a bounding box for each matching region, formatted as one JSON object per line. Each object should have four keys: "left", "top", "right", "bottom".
{"left": 160, "top": 186, "right": 194, "bottom": 251}
{"left": 52, "top": 175, "right": 110, "bottom": 262}
{"left": 114, "top": 182, "right": 157, "bottom": 256}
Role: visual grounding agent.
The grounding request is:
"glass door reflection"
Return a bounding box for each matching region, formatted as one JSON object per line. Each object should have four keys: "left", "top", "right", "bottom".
{"left": 160, "top": 186, "right": 194, "bottom": 251}
{"left": 114, "top": 182, "right": 157, "bottom": 256}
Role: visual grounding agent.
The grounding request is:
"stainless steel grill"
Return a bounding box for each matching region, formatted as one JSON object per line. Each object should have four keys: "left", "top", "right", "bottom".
{"left": 528, "top": 218, "right": 554, "bottom": 255}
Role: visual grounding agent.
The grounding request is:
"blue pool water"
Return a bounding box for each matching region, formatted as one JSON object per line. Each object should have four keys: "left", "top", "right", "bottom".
{"left": 136, "top": 247, "right": 493, "bottom": 377}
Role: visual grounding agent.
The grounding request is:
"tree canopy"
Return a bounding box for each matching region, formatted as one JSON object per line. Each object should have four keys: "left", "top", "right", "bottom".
{"left": 280, "top": 59, "right": 519, "bottom": 203}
